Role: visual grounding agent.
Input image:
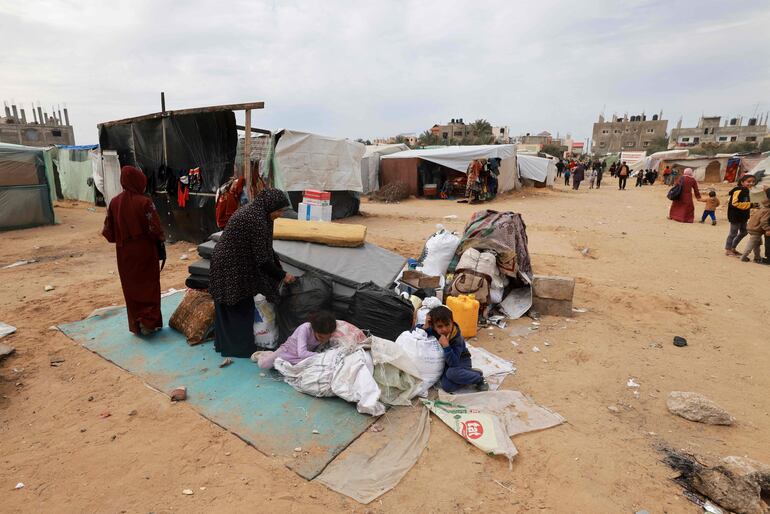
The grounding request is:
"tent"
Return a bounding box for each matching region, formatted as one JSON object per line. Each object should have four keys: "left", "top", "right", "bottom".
{"left": 517, "top": 153, "right": 556, "bottom": 186}
{"left": 0, "top": 142, "right": 57, "bottom": 231}
{"left": 360, "top": 143, "right": 409, "bottom": 194}
{"left": 272, "top": 130, "right": 366, "bottom": 219}
{"left": 657, "top": 155, "right": 731, "bottom": 182}
{"left": 629, "top": 149, "right": 689, "bottom": 177}
{"left": 747, "top": 152, "right": 770, "bottom": 203}
{"left": 52, "top": 145, "right": 99, "bottom": 202}
{"left": 379, "top": 145, "right": 519, "bottom": 196}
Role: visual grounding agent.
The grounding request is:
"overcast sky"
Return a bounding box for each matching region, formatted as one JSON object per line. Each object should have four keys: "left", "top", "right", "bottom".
{"left": 2, "top": 0, "right": 769, "bottom": 145}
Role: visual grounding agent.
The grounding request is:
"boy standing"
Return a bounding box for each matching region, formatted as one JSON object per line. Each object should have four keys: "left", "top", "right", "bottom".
{"left": 698, "top": 190, "right": 720, "bottom": 225}
{"left": 424, "top": 306, "right": 488, "bottom": 393}
{"left": 741, "top": 198, "right": 770, "bottom": 263}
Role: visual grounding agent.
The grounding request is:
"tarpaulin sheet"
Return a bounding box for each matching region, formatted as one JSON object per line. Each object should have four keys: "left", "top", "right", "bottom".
{"left": 54, "top": 147, "right": 96, "bottom": 202}
{"left": 57, "top": 291, "right": 376, "bottom": 480}
{"left": 0, "top": 143, "right": 56, "bottom": 230}
{"left": 272, "top": 239, "right": 405, "bottom": 290}
{"left": 517, "top": 153, "right": 556, "bottom": 185}
{"left": 99, "top": 111, "right": 238, "bottom": 242}
{"left": 273, "top": 130, "right": 365, "bottom": 192}
{"left": 91, "top": 150, "right": 122, "bottom": 207}
{"left": 361, "top": 144, "right": 409, "bottom": 193}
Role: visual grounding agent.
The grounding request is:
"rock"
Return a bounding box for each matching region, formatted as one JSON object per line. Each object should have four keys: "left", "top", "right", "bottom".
{"left": 607, "top": 405, "right": 620, "bottom": 413}
{"left": 627, "top": 378, "right": 640, "bottom": 388}
{"left": 179, "top": 254, "right": 189, "bottom": 261}
{"left": 531, "top": 346, "right": 541, "bottom": 353}
{"left": 170, "top": 386, "right": 187, "bottom": 402}
{"left": 128, "top": 409, "right": 137, "bottom": 417}
{"left": 44, "top": 285, "right": 55, "bottom": 292}
{"left": 532, "top": 275, "right": 575, "bottom": 301}
{"left": 666, "top": 391, "right": 734, "bottom": 425}
{"left": 182, "top": 489, "right": 194, "bottom": 496}
{"left": 15, "top": 483, "right": 24, "bottom": 489}
{"left": 721, "top": 456, "right": 770, "bottom": 492}
{"left": 294, "top": 447, "right": 302, "bottom": 452}
{"left": 312, "top": 429, "right": 320, "bottom": 434}
{"left": 691, "top": 466, "right": 764, "bottom": 514}
{"left": 0, "top": 343, "right": 15, "bottom": 361}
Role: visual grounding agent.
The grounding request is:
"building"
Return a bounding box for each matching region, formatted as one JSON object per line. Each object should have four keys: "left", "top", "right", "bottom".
{"left": 669, "top": 115, "right": 769, "bottom": 147}
{"left": 0, "top": 103, "right": 75, "bottom": 147}
{"left": 518, "top": 131, "right": 553, "bottom": 147}
{"left": 591, "top": 112, "right": 667, "bottom": 154}
{"left": 430, "top": 118, "right": 510, "bottom": 144}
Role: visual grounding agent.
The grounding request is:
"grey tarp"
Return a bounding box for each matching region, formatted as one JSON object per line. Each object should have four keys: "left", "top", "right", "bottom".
{"left": 0, "top": 142, "right": 56, "bottom": 231}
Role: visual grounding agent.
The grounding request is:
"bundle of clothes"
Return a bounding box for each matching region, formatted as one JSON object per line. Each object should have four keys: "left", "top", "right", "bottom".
{"left": 465, "top": 158, "right": 500, "bottom": 203}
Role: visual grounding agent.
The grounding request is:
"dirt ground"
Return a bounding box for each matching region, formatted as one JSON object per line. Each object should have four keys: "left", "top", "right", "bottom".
{"left": 1, "top": 177, "right": 768, "bottom": 513}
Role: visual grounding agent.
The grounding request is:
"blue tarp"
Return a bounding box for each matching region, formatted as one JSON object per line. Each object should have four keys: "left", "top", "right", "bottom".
{"left": 58, "top": 291, "right": 376, "bottom": 479}
{"left": 56, "top": 144, "right": 98, "bottom": 151}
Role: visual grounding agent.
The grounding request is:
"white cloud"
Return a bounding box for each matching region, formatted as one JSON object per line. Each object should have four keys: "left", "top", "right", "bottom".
{"left": 2, "top": 0, "right": 769, "bottom": 144}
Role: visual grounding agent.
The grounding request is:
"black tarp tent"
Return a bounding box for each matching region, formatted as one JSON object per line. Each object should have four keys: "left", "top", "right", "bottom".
{"left": 97, "top": 101, "right": 264, "bottom": 242}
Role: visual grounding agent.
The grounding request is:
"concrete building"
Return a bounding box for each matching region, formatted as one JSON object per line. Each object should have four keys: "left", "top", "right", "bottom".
{"left": 669, "top": 115, "right": 769, "bottom": 147}
{"left": 430, "top": 118, "right": 510, "bottom": 143}
{"left": 0, "top": 103, "right": 75, "bottom": 147}
{"left": 519, "top": 131, "right": 553, "bottom": 147}
{"left": 591, "top": 112, "right": 667, "bottom": 154}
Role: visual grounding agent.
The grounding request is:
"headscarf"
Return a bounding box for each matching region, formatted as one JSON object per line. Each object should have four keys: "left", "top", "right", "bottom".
{"left": 102, "top": 166, "right": 163, "bottom": 246}
{"left": 683, "top": 168, "right": 694, "bottom": 177}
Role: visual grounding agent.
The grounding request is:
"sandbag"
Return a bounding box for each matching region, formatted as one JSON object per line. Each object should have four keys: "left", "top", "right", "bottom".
{"left": 347, "top": 282, "right": 414, "bottom": 341}
{"left": 276, "top": 273, "right": 334, "bottom": 344}
{"left": 169, "top": 289, "right": 215, "bottom": 345}
{"left": 253, "top": 294, "right": 279, "bottom": 350}
{"left": 420, "top": 225, "right": 460, "bottom": 277}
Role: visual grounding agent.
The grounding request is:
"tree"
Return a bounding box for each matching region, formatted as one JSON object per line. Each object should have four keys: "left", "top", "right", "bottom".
{"left": 541, "top": 144, "right": 566, "bottom": 158}
{"left": 394, "top": 135, "right": 406, "bottom": 145}
{"left": 645, "top": 136, "right": 670, "bottom": 155}
{"left": 418, "top": 130, "right": 438, "bottom": 147}
{"left": 470, "top": 119, "right": 493, "bottom": 143}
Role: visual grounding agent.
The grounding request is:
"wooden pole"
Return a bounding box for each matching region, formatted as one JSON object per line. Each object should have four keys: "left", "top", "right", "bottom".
{"left": 161, "top": 92, "right": 168, "bottom": 167}
{"left": 244, "top": 109, "right": 252, "bottom": 195}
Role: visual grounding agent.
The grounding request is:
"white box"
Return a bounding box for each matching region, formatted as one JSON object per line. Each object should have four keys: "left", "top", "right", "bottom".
{"left": 297, "top": 202, "right": 332, "bottom": 222}
{"left": 302, "top": 197, "right": 331, "bottom": 206}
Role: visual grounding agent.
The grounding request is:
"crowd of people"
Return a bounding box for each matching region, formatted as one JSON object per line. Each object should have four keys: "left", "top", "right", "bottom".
{"left": 555, "top": 157, "right": 660, "bottom": 191}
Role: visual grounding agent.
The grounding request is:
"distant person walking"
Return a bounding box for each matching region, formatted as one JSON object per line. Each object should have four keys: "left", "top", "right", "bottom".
{"left": 102, "top": 166, "right": 166, "bottom": 336}
{"left": 668, "top": 168, "right": 701, "bottom": 223}
{"left": 564, "top": 166, "right": 571, "bottom": 187}
{"left": 588, "top": 167, "right": 598, "bottom": 189}
{"left": 556, "top": 159, "right": 564, "bottom": 178}
{"left": 663, "top": 166, "right": 673, "bottom": 185}
{"left": 724, "top": 174, "right": 756, "bottom": 256}
{"left": 572, "top": 164, "right": 585, "bottom": 190}
{"left": 596, "top": 164, "right": 603, "bottom": 189}
{"left": 618, "top": 161, "right": 630, "bottom": 190}
{"left": 635, "top": 169, "right": 644, "bottom": 187}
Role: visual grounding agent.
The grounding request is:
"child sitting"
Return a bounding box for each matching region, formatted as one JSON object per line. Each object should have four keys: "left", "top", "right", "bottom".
{"left": 423, "top": 306, "right": 488, "bottom": 392}
{"left": 698, "top": 190, "right": 720, "bottom": 225}
{"left": 257, "top": 311, "right": 337, "bottom": 369}
{"left": 741, "top": 198, "right": 770, "bottom": 263}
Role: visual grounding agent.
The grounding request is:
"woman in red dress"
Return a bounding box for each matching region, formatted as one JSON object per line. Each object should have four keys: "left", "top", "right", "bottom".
{"left": 669, "top": 168, "right": 701, "bottom": 223}
{"left": 102, "top": 166, "right": 166, "bottom": 335}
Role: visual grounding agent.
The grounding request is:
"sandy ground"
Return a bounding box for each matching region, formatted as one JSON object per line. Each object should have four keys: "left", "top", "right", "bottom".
{"left": 1, "top": 178, "right": 768, "bottom": 513}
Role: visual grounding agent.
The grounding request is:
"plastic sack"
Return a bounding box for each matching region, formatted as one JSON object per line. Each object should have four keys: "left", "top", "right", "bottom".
{"left": 373, "top": 362, "right": 423, "bottom": 406}
{"left": 415, "top": 297, "right": 443, "bottom": 326}
{"left": 347, "top": 282, "right": 414, "bottom": 341}
{"left": 331, "top": 348, "right": 386, "bottom": 416}
{"left": 253, "top": 294, "right": 279, "bottom": 349}
{"left": 273, "top": 347, "right": 346, "bottom": 397}
{"left": 330, "top": 320, "right": 368, "bottom": 350}
{"left": 420, "top": 225, "right": 460, "bottom": 277}
{"left": 422, "top": 399, "right": 518, "bottom": 466}
{"left": 377, "top": 329, "right": 444, "bottom": 397}
{"left": 276, "top": 273, "right": 333, "bottom": 344}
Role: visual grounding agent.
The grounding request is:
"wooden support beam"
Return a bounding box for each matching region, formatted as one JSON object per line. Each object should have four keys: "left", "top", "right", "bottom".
{"left": 244, "top": 109, "right": 252, "bottom": 191}
{"left": 98, "top": 101, "right": 265, "bottom": 128}
{"left": 235, "top": 125, "right": 271, "bottom": 135}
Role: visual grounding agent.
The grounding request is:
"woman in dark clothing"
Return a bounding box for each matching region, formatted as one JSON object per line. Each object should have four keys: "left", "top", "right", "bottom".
{"left": 208, "top": 188, "right": 295, "bottom": 357}
{"left": 102, "top": 166, "right": 165, "bottom": 335}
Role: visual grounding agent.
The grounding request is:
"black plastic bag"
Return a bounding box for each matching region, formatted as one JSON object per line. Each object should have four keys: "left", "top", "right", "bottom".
{"left": 276, "top": 273, "right": 334, "bottom": 344}
{"left": 348, "top": 282, "right": 414, "bottom": 341}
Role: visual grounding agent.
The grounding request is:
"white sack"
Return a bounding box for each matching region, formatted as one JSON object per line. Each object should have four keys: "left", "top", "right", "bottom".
{"left": 253, "top": 294, "right": 279, "bottom": 349}
{"left": 415, "top": 297, "right": 443, "bottom": 326}
{"left": 273, "top": 348, "right": 346, "bottom": 397}
{"left": 420, "top": 225, "right": 461, "bottom": 277}
{"left": 331, "top": 349, "right": 386, "bottom": 416}
{"left": 392, "top": 329, "right": 444, "bottom": 396}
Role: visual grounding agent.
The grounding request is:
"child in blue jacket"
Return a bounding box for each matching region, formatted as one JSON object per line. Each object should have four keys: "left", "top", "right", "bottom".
{"left": 422, "top": 306, "right": 488, "bottom": 392}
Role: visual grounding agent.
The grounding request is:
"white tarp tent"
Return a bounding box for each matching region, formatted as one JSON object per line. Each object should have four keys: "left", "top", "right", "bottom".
{"left": 629, "top": 149, "right": 689, "bottom": 176}
{"left": 748, "top": 152, "right": 770, "bottom": 203}
{"left": 517, "top": 154, "right": 556, "bottom": 186}
{"left": 381, "top": 145, "right": 519, "bottom": 192}
{"left": 361, "top": 144, "right": 408, "bottom": 194}
{"left": 273, "top": 130, "right": 366, "bottom": 192}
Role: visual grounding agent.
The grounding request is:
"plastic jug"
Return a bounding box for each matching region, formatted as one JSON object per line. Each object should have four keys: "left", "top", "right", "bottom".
{"left": 446, "top": 294, "right": 480, "bottom": 338}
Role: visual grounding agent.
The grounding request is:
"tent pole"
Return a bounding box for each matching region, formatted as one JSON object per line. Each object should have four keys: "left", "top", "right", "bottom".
{"left": 161, "top": 92, "right": 168, "bottom": 167}
{"left": 244, "top": 109, "right": 252, "bottom": 197}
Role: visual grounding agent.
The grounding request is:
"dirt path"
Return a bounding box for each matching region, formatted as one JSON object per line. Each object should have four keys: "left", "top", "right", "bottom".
{"left": 1, "top": 181, "right": 768, "bottom": 513}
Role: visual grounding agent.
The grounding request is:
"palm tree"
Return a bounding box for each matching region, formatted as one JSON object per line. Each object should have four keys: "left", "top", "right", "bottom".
{"left": 471, "top": 119, "right": 493, "bottom": 140}
{"left": 418, "top": 130, "right": 438, "bottom": 147}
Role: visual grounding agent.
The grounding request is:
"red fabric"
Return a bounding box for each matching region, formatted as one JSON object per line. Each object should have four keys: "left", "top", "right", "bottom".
{"left": 669, "top": 175, "right": 702, "bottom": 223}
{"left": 102, "top": 166, "right": 165, "bottom": 334}
{"left": 215, "top": 177, "right": 245, "bottom": 228}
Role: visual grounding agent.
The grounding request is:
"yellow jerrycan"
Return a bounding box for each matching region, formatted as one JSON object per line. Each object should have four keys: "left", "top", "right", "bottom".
{"left": 446, "top": 294, "right": 480, "bottom": 338}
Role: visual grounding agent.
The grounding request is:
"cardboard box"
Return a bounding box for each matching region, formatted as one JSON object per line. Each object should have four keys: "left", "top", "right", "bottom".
{"left": 297, "top": 202, "right": 332, "bottom": 222}
{"left": 401, "top": 270, "right": 442, "bottom": 289}
{"left": 302, "top": 197, "right": 331, "bottom": 206}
